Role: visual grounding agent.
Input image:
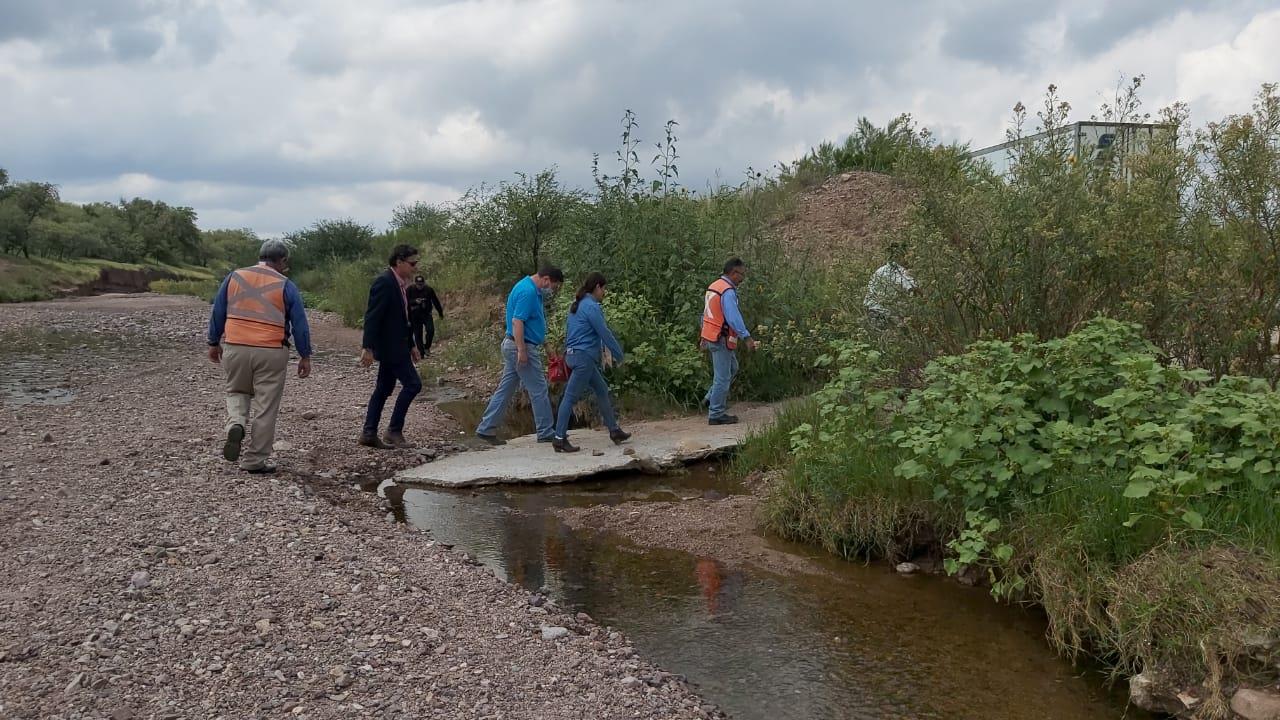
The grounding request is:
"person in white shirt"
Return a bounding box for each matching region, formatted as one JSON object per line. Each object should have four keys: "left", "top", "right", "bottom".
{"left": 864, "top": 257, "right": 916, "bottom": 328}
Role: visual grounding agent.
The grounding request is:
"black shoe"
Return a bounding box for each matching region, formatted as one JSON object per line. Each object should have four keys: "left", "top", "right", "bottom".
{"left": 244, "top": 462, "right": 277, "bottom": 475}
{"left": 223, "top": 424, "right": 245, "bottom": 461}
{"left": 609, "top": 429, "right": 632, "bottom": 445}
{"left": 708, "top": 415, "right": 740, "bottom": 426}
{"left": 383, "top": 431, "right": 413, "bottom": 449}
{"left": 552, "top": 437, "right": 580, "bottom": 453}
{"left": 359, "top": 433, "right": 392, "bottom": 449}
{"left": 476, "top": 432, "right": 505, "bottom": 446}
{"left": 537, "top": 436, "right": 554, "bottom": 444}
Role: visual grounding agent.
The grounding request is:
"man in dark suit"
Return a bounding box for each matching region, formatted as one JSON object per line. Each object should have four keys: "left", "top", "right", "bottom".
{"left": 359, "top": 244, "right": 422, "bottom": 449}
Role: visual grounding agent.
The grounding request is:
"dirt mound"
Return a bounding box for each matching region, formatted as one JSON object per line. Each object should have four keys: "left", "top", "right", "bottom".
{"left": 771, "top": 170, "right": 915, "bottom": 258}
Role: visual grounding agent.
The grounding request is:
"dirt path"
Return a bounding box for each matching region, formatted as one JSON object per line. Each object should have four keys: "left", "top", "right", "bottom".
{"left": 0, "top": 294, "right": 720, "bottom": 719}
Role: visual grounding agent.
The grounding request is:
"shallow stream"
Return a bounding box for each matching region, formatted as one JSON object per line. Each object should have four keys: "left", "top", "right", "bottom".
{"left": 379, "top": 444, "right": 1148, "bottom": 720}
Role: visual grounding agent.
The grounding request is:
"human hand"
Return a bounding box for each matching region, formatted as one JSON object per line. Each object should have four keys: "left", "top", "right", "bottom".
{"left": 517, "top": 349, "right": 529, "bottom": 366}
{"left": 207, "top": 345, "right": 222, "bottom": 364}
{"left": 411, "top": 348, "right": 422, "bottom": 363}
{"left": 298, "top": 357, "right": 312, "bottom": 379}
{"left": 748, "top": 339, "right": 761, "bottom": 351}
{"left": 359, "top": 349, "right": 374, "bottom": 368}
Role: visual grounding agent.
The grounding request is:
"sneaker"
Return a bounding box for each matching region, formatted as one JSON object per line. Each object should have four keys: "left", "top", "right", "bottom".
{"left": 708, "top": 415, "right": 740, "bottom": 426}
{"left": 223, "top": 424, "right": 245, "bottom": 462}
{"left": 358, "top": 433, "right": 392, "bottom": 449}
{"left": 383, "top": 431, "right": 413, "bottom": 449}
{"left": 243, "top": 462, "right": 277, "bottom": 475}
{"left": 475, "top": 432, "right": 505, "bottom": 446}
{"left": 552, "top": 437, "right": 580, "bottom": 453}
{"left": 609, "top": 428, "right": 632, "bottom": 445}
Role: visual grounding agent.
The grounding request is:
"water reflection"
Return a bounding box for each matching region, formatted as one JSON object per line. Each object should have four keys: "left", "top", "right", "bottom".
{"left": 382, "top": 468, "right": 1144, "bottom": 720}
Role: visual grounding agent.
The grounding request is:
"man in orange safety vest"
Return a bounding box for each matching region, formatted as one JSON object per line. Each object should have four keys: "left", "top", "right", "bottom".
{"left": 207, "top": 239, "right": 313, "bottom": 474}
{"left": 699, "top": 257, "right": 758, "bottom": 425}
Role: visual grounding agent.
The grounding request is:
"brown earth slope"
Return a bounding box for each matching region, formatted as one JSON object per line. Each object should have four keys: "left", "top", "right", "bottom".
{"left": 770, "top": 170, "right": 915, "bottom": 259}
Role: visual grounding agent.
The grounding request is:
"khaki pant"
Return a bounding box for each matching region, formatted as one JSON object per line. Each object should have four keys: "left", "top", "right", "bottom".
{"left": 223, "top": 343, "right": 289, "bottom": 470}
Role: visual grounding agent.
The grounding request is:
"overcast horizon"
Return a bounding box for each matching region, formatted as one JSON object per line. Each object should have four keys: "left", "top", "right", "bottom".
{"left": 2, "top": 0, "right": 1278, "bottom": 237}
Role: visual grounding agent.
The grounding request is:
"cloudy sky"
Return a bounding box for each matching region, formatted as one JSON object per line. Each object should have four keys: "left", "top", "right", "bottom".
{"left": 1, "top": 0, "right": 1277, "bottom": 236}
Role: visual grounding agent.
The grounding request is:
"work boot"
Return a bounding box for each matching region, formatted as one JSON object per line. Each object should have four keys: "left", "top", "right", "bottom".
{"left": 383, "top": 431, "right": 413, "bottom": 449}
{"left": 708, "top": 415, "right": 740, "bottom": 426}
{"left": 609, "top": 428, "right": 632, "bottom": 445}
{"left": 223, "top": 424, "right": 245, "bottom": 462}
{"left": 358, "top": 433, "right": 392, "bottom": 450}
{"left": 552, "top": 436, "right": 580, "bottom": 453}
{"left": 475, "top": 432, "right": 505, "bottom": 446}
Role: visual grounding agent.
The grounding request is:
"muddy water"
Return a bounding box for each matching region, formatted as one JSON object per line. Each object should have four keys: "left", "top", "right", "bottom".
{"left": 380, "top": 466, "right": 1146, "bottom": 720}
{"left": 0, "top": 328, "right": 126, "bottom": 407}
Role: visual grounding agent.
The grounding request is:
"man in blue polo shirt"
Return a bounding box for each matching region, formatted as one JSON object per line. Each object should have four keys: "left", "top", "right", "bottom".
{"left": 475, "top": 265, "right": 565, "bottom": 444}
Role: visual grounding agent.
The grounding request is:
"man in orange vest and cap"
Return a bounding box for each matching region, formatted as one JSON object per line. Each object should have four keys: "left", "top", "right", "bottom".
{"left": 700, "top": 257, "right": 758, "bottom": 425}
{"left": 207, "top": 239, "right": 313, "bottom": 474}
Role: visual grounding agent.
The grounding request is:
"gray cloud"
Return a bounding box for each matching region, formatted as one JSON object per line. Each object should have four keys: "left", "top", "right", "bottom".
{"left": 1, "top": 0, "right": 1276, "bottom": 234}
{"left": 939, "top": 0, "right": 1050, "bottom": 67}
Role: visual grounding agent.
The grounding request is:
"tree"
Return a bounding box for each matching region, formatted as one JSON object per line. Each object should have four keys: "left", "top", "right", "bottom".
{"left": 118, "top": 198, "right": 202, "bottom": 264}
{"left": 286, "top": 219, "right": 376, "bottom": 269}
{"left": 0, "top": 181, "right": 60, "bottom": 257}
{"left": 450, "top": 169, "right": 581, "bottom": 282}
{"left": 202, "top": 228, "right": 261, "bottom": 269}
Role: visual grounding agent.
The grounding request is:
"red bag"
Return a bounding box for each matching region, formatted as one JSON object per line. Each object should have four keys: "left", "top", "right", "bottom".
{"left": 547, "top": 352, "right": 570, "bottom": 384}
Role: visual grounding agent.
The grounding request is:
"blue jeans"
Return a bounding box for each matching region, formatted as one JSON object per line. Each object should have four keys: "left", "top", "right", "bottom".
{"left": 704, "top": 339, "right": 738, "bottom": 420}
{"left": 363, "top": 355, "right": 422, "bottom": 435}
{"left": 477, "top": 338, "right": 554, "bottom": 440}
{"left": 555, "top": 350, "right": 619, "bottom": 439}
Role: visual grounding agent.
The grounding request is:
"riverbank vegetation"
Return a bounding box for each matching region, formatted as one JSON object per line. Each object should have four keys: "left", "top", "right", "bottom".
{"left": 743, "top": 80, "right": 1280, "bottom": 713}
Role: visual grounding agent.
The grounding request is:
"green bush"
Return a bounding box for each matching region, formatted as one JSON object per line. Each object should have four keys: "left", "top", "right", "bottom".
{"left": 758, "top": 317, "right": 1280, "bottom": 691}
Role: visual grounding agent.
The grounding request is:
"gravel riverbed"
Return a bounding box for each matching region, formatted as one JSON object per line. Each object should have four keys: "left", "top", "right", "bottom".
{"left": 0, "top": 294, "right": 721, "bottom": 719}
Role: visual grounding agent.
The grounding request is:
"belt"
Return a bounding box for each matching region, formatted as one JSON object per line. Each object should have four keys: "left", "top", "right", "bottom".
{"left": 505, "top": 336, "right": 542, "bottom": 347}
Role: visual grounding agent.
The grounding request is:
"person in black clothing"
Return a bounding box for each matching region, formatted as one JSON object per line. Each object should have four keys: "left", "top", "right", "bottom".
{"left": 406, "top": 275, "right": 444, "bottom": 357}
{"left": 358, "top": 244, "right": 422, "bottom": 450}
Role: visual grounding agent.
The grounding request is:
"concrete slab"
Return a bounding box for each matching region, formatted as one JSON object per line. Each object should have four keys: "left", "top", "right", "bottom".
{"left": 397, "top": 403, "right": 779, "bottom": 487}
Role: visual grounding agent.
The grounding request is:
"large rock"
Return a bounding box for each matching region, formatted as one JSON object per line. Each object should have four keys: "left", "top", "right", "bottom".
{"left": 1129, "top": 670, "right": 1194, "bottom": 717}
{"left": 397, "top": 404, "right": 780, "bottom": 487}
{"left": 1232, "top": 688, "right": 1280, "bottom": 720}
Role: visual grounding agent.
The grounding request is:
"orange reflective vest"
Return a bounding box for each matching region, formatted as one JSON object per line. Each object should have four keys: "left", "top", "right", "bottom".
{"left": 223, "top": 265, "right": 287, "bottom": 348}
{"left": 699, "top": 277, "right": 739, "bottom": 350}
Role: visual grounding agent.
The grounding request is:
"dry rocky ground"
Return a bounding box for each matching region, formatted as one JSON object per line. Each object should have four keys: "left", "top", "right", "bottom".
{"left": 0, "top": 294, "right": 722, "bottom": 719}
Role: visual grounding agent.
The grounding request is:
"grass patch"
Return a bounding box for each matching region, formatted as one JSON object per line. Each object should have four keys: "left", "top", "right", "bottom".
{"left": 151, "top": 277, "right": 222, "bottom": 302}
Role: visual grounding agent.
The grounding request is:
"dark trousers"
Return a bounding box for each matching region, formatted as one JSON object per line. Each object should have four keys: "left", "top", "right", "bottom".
{"left": 411, "top": 315, "right": 436, "bottom": 355}
{"left": 363, "top": 356, "right": 422, "bottom": 435}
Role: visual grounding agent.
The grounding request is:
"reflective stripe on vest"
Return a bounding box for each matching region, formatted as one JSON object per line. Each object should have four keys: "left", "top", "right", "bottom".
{"left": 699, "top": 277, "right": 738, "bottom": 349}
{"left": 224, "top": 265, "right": 287, "bottom": 348}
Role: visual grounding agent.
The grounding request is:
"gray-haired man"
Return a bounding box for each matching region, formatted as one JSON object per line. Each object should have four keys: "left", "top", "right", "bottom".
{"left": 206, "top": 240, "right": 313, "bottom": 474}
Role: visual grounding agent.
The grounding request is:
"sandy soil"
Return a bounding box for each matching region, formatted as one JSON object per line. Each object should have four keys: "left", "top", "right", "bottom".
{"left": 555, "top": 474, "right": 829, "bottom": 578}
{"left": 0, "top": 293, "right": 722, "bottom": 719}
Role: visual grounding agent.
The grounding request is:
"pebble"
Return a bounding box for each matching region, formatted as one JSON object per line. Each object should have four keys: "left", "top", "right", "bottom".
{"left": 895, "top": 562, "right": 920, "bottom": 575}
{"left": 302, "top": 411, "right": 318, "bottom": 420}
{"left": 129, "top": 570, "right": 151, "bottom": 589}
{"left": 43, "top": 432, "right": 54, "bottom": 443}
{"left": 541, "top": 626, "right": 570, "bottom": 641}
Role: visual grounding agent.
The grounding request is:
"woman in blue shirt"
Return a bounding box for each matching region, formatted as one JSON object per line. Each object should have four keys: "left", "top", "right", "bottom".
{"left": 553, "top": 273, "right": 631, "bottom": 453}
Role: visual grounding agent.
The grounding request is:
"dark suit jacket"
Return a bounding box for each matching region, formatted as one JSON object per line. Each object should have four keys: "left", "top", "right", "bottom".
{"left": 362, "top": 269, "right": 413, "bottom": 363}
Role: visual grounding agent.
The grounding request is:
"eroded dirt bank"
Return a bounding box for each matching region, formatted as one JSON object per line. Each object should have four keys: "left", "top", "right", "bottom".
{"left": 0, "top": 294, "right": 721, "bottom": 719}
